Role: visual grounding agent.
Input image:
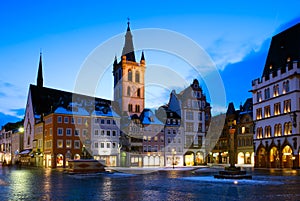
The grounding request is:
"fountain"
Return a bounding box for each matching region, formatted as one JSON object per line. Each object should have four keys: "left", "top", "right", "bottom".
{"left": 66, "top": 145, "right": 105, "bottom": 174}
{"left": 214, "top": 126, "right": 252, "bottom": 179}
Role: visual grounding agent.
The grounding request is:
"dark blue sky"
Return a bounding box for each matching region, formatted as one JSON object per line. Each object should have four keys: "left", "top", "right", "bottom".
{"left": 0, "top": 1, "right": 300, "bottom": 127}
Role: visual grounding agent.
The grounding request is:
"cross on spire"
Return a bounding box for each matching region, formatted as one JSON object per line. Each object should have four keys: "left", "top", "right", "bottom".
{"left": 127, "top": 17, "right": 131, "bottom": 31}
{"left": 122, "top": 19, "right": 135, "bottom": 62}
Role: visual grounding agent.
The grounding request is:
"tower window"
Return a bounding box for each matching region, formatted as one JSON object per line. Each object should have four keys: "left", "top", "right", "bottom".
{"left": 135, "top": 71, "right": 140, "bottom": 83}
{"left": 128, "top": 69, "right": 132, "bottom": 81}
{"left": 127, "top": 86, "right": 131, "bottom": 96}
{"left": 135, "top": 105, "right": 140, "bottom": 113}
{"left": 137, "top": 88, "right": 141, "bottom": 97}
{"left": 128, "top": 104, "right": 133, "bottom": 112}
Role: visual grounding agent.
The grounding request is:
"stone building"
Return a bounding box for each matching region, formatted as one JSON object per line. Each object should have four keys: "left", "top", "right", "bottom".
{"left": 251, "top": 23, "right": 300, "bottom": 168}
{"left": 166, "top": 79, "right": 211, "bottom": 166}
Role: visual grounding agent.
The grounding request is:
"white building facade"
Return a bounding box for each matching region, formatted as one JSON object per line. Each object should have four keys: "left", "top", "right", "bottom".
{"left": 91, "top": 107, "right": 120, "bottom": 167}
{"left": 252, "top": 23, "right": 300, "bottom": 168}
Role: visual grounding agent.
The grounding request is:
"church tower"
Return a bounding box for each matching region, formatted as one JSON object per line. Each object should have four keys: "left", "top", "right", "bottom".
{"left": 37, "top": 52, "right": 43, "bottom": 88}
{"left": 113, "top": 21, "right": 145, "bottom": 117}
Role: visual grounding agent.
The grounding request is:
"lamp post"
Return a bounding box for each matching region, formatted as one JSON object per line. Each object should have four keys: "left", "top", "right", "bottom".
{"left": 172, "top": 148, "right": 176, "bottom": 169}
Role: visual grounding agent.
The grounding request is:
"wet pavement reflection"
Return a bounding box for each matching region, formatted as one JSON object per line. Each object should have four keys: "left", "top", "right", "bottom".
{"left": 0, "top": 166, "right": 299, "bottom": 201}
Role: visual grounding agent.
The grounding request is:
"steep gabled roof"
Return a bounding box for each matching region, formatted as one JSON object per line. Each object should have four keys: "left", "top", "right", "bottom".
{"left": 226, "top": 102, "right": 236, "bottom": 115}
{"left": 239, "top": 98, "right": 253, "bottom": 117}
{"left": 263, "top": 23, "right": 300, "bottom": 77}
{"left": 29, "top": 84, "right": 111, "bottom": 117}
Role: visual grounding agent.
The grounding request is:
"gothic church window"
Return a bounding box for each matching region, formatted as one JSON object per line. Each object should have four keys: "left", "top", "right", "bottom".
{"left": 127, "top": 86, "right": 131, "bottom": 96}
{"left": 137, "top": 88, "right": 141, "bottom": 97}
{"left": 135, "top": 71, "right": 140, "bottom": 83}
{"left": 128, "top": 69, "right": 132, "bottom": 81}
{"left": 128, "top": 104, "right": 133, "bottom": 112}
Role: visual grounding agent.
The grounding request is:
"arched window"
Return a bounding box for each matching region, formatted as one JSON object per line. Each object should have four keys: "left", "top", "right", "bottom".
{"left": 264, "top": 126, "right": 267, "bottom": 138}
{"left": 127, "top": 86, "right": 131, "bottom": 96}
{"left": 274, "top": 124, "right": 278, "bottom": 137}
{"left": 257, "top": 127, "right": 263, "bottom": 139}
{"left": 284, "top": 122, "right": 289, "bottom": 135}
{"left": 128, "top": 69, "right": 132, "bottom": 81}
{"left": 56, "top": 154, "right": 64, "bottom": 167}
{"left": 128, "top": 104, "right": 133, "bottom": 112}
{"left": 135, "top": 105, "right": 140, "bottom": 112}
{"left": 275, "top": 124, "right": 282, "bottom": 136}
{"left": 264, "top": 126, "right": 271, "bottom": 138}
{"left": 135, "top": 71, "right": 140, "bottom": 83}
{"left": 278, "top": 124, "right": 282, "bottom": 136}
{"left": 286, "top": 80, "right": 289, "bottom": 92}
{"left": 273, "top": 84, "right": 279, "bottom": 97}
{"left": 137, "top": 88, "right": 141, "bottom": 97}
{"left": 288, "top": 122, "right": 292, "bottom": 134}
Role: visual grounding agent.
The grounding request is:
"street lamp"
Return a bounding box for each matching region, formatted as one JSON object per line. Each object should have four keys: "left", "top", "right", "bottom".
{"left": 18, "top": 127, "right": 24, "bottom": 133}
{"left": 172, "top": 148, "right": 176, "bottom": 169}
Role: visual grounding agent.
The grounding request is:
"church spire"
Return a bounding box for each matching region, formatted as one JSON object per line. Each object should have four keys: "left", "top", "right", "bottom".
{"left": 113, "top": 55, "right": 118, "bottom": 67}
{"left": 37, "top": 52, "right": 43, "bottom": 88}
{"left": 140, "top": 51, "right": 145, "bottom": 61}
{"left": 122, "top": 19, "right": 136, "bottom": 62}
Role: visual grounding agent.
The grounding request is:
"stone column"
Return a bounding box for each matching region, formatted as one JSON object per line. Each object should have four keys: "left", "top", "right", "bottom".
{"left": 229, "top": 127, "right": 236, "bottom": 168}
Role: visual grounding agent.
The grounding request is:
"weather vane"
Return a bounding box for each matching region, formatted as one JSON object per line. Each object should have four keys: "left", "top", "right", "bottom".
{"left": 127, "top": 17, "right": 130, "bottom": 26}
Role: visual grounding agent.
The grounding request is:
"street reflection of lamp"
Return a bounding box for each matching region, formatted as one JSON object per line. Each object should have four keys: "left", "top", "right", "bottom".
{"left": 172, "top": 148, "right": 176, "bottom": 169}
{"left": 82, "top": 145, "right": 86, "bottom": 159}
{"left": 290, "top": 112, "right": 297, "bottom": 128}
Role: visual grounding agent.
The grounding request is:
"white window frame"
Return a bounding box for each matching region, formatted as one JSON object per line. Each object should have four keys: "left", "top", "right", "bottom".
{"left": 66, "top": 139, "right": 72, "bottom": 148}
{"left": 64, "top": 117, "right": 69, "bottom": 123}
{"left": 57, "top": 116, "right": 62, "bottom": 123}
{"left": 75, "top": 129, "right": 80, "bottom": 137}
{"left": 57, "top": 128, "right": 63, "bottom": 136}
{"left": 66, "top": 128, "right": 72, "bottom": 136}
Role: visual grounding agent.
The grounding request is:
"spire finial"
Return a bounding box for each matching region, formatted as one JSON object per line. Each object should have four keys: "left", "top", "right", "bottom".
{"left": 122, "top": 18, "right": 136, "bottom": 62}
{"left": 127, "top": 17, "right": 131, "bottom": 31}
{"left": 37, "top": 52, "right": 43, "bottom": 88}
{"left": 141, "top": 51, "right": 145, "bottom": 61}
{"left": 114, "top": 55, "right": 118, "bottom": 65}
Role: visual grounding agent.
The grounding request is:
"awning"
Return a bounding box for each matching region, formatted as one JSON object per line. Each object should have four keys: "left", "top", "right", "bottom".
{"left": 18, "top": 149, "right": 32, "bottom": 155}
